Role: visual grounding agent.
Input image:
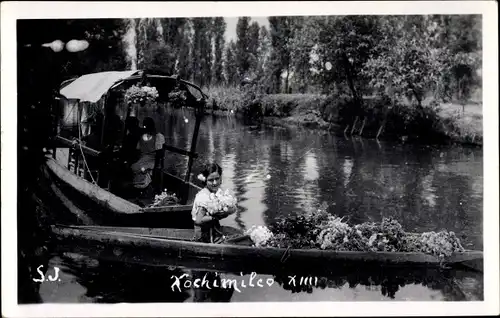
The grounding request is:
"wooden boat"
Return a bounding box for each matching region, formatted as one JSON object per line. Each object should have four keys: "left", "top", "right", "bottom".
{"left": 51, "top": 224, "right": 484, "bottom": 273}
{"left": 44, "top": 70, "right": 207, "bottom": 228}
{"left": 41, "top": 70, "right": 483, "bottom": 274}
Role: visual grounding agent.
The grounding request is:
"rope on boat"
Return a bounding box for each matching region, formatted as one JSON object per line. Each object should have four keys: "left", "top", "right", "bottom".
{"left": 77, "top": 122, "right": 97, "bottom": 185}
{"left": 280, "top": 246, "right": 291, "bottom": 263}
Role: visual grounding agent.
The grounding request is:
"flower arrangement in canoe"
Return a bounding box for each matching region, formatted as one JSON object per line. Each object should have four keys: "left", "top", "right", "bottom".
{"left": 125, "top": 84, "right": 159, "bottom": 105}
{"left": 244, "top": 203, "right": 466, "bottom": 258}
{"left": 149, "top": 189, "right": 179, "bottom": 207}
{"left": 245, "top": 225, "right": 274, "bottom": 247}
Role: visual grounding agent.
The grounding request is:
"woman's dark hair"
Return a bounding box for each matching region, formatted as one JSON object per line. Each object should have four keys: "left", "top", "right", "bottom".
{"left": 143, "top": 117, "right": 156, "bottom": 135}
{"left": 201, "top": 162, "right": 223, "bottom": 179}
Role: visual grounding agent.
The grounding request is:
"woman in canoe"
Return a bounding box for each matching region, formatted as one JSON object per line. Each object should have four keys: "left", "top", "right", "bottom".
{"left": 130, "top": 117, "right": 165, "bottom": 190}
{"left": 192, "top": 162, "right": 237, "bottom": 243}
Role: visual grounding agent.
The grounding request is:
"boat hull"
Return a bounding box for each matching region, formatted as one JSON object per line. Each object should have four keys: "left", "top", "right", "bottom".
{"left": 40, "top": 156, "right": 197, "bottom": 228}
{"left": 51, "top": 224, "right": 484, "bottom": 273}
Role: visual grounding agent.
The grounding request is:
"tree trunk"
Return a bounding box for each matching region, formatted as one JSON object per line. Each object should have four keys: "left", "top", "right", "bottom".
{"left": 408, "top": 82, "right": 422, "bottom": 108}
{"left": 285, "top": 64, "right": 290, "bottom": 94}
{"left": 274, "top": 70, "right": 281, "bottom": 94}
{"left": 342, "top": 53, "right": 360, "bottom": 104}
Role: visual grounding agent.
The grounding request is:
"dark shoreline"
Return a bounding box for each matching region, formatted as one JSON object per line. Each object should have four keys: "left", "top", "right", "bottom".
{"left": 203, "top": 108, "right": 483, "bottom": 148}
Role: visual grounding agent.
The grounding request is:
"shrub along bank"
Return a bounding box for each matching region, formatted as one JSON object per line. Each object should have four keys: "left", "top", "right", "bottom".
{"left": 204, "top": 87, "right": 482, "bottom": 146}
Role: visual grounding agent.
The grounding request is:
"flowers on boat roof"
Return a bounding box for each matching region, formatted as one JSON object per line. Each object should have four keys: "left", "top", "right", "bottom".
{"left": 125, "top": 84, "right": 159, "bottom": 105}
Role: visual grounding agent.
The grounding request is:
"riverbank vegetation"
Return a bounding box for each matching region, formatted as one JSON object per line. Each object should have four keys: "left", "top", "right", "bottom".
{"left": 205, "top": 88, "right": 482, "bottom": 145}
{"left": 18, "top": 15, "right": 482, "bottom": 147}
{"left": 201, "top": 15, "right": 482, "bottom": 145}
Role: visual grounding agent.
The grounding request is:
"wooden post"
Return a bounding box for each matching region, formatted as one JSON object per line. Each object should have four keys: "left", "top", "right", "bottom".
{"left": 74, "top": 152, "right": 80, "bottom": 175}
{"left": 184, "top": 104, "right": 203, "bottom": 184}
{"left": 350, "top": 116, "right": 359, "bottom": 135}
{"left": 159, "top": 147, "right": 165, "bottom": 192}
{"left": 358, "top": 117, "right": 366, "bottom": 136}
{"left": 52, "top": 100, "right": 58, "bottom": 159}
{"left": 376, "top": 120, "right": 386, "bottom": 140}
{"left": 344, "top": 125, "right": 350, "bottom": 135}
{"left": 83, "top": 161, "right": 87, "bottom": 180}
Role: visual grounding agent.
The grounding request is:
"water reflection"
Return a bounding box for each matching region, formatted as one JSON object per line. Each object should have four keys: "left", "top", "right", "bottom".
{"left": 39, "top": 253, "right": 483, "bottom": 303}
{"left": 37, "top": 111, "right": 483, "bottom": 303}
{"left": 167, "top": 112, "right": 482, "bottom": 249}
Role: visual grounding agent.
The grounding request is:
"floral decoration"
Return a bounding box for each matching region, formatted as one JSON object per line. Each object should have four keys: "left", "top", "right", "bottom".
{"left": 125, "top": 84, "right": 159, "bottom": 105}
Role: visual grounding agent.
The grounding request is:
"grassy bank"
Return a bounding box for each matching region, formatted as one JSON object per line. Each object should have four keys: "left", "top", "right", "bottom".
{"left": 204, "top": 86, "right": 482, "bottom": 146}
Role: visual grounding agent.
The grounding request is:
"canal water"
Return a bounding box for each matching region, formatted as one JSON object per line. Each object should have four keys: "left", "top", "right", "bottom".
{"left": 38, "top": 111, "right": 483, "bottom": 302}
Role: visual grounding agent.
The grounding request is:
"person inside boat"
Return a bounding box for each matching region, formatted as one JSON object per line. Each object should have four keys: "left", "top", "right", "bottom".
{"left": 130, "top": 117, "right": 165, "bottom": 191}
{"left": 82, "top": 113, "right": 104, "bottom": 150}
{"left": 108, "top": 116, "right": 141, "bottom": 194}
{"left": 120, "top": 116, "right": 141, "bottom": 165}
{"left": 191, "top": 163, "right": 236, "bottom": 243}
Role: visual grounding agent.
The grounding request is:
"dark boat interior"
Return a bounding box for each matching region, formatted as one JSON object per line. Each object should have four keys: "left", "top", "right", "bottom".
{"left": 52, "top": 72, "right": 205, "bottom": 209}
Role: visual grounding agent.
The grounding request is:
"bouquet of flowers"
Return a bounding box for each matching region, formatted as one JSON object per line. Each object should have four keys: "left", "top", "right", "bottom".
{"left": 206, "top": 189, "right": 238, "bottom": 216}
{"left": 315, "top": 216, "right": 353, "bottom": 250}
{"left": 245, "top": 225, "right": 274, "bottom": 247}
{"left": 125, "top": 85, "right": 159, "bottom": 105}
{"left": 416, "top": 230, "right": 465, "bottom": 258}
{"left": 168, "top": 88, "right": 187, "bottom": 107}
{"left": 149, "top": 189, "right": 179, "bottom": 207}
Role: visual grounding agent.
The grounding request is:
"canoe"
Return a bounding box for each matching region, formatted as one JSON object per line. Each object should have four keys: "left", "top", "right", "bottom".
{"left": 42, "top": 155, "right": 199, "bottom": 228}
{"left": 51, "top": 224, "right": 484, "bottom": 273}
{"left": 43, "top": 70, "right": 208, "bottom": 228}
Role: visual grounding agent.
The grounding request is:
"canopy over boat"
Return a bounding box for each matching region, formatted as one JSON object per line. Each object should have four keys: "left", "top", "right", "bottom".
{"left": 60, "top": 70, "right": 140, "bottom": 103}
{"left": 50, "top": 70, "right": 207, "bottom": 205}
{"left": 55, "top": 70, "right": 207, "bottom": 145}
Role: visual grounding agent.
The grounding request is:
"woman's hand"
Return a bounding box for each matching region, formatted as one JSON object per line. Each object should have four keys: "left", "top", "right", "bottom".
{"left": 212, "top": 206, "right": 235, "bottom": 219}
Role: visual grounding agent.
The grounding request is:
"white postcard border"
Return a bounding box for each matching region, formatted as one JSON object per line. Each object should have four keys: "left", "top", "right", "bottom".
{"left": 1, "top": 1, "right": 498, "bottom": 317}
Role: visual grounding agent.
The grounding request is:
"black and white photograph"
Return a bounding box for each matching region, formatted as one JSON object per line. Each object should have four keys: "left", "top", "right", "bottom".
{"left": 1, "top": 1, "right": 498, "bottom": 317}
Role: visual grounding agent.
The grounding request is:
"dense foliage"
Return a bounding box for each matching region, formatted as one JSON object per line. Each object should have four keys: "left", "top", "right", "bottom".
{"left": 19, "top": 15, "right": 480, "bottom": 102}
{"left": 246, "top": 203, "right": 465, "bottom": 259}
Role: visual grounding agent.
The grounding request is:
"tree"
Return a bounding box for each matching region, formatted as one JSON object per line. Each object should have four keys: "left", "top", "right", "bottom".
{"left": 191, "top": 18, "right": 213, "bottom": 87}
{"left": 224, "top": 40, "right": 239, "bottom": 86}
{"left": 160, "top": 18, "right": 188, "bottom": 50}
{"left": 268, "top": 16, "right": 294, "bottom": 93}
{"left": 236, "top": 17, "right": 251, "bottom": 81}
{"left": 212, "top": 17, "right": 227, "bottom": 85}
{"left": 256, "top": 25, "right": 272, "bottom": 90}
{"left": 315, "top": 16, "right": 381, "bottom": 100}
{"left": 142, "top": 42, "right": 177, "bottom": 74}
{"left": 135, "top": 18, "right": 159, "bottom": 69}
{"left": 247, "top": 21, "right": 261, "bottom": 76}
{"left": 433, "top": 15, "right": 482, "bottom": 101}
{"left": 289, "top": 16, "right": 319, "bottom": 93}
{"left": 363, "top": 16, "right": 451, "bottom": 107}
{"left": 156, "top": 17, "right": 189, "bottom": 75}
{"left": 177, "top": 20, "right": 193, "bottom": 80}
